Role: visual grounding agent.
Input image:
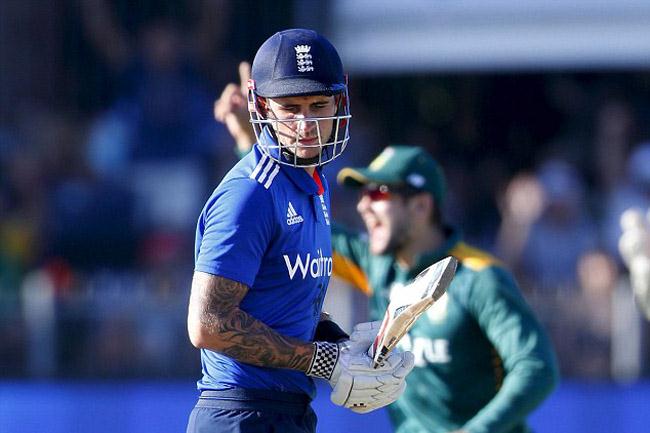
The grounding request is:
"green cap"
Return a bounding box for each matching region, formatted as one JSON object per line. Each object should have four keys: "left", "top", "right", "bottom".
{"left": 337, "top": 145, "right": 447, "bottom": 204}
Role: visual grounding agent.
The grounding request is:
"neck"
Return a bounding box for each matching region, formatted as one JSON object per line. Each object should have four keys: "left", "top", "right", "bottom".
{"left": 304, "top": 166, "right": 315, "bottom": 176}
{"left": 396, "top": 223, "right": 445, "bottom": 269}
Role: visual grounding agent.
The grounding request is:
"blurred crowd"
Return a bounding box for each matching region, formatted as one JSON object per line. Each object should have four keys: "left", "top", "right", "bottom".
{"left": 2, "top": 1, "right": 650, "bottom": 381}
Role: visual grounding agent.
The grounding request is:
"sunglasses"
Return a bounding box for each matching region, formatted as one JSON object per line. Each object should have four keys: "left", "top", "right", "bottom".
{"left": 360, "top": 184, "right": 421, "bottom": 201}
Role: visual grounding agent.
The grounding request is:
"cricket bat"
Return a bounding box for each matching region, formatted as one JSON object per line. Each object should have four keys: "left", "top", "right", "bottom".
{"left": 369, "top": 256, "right": 458, "bottom": 368}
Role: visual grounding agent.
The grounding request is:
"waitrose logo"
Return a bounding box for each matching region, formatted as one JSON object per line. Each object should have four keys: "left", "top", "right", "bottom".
{"left": 283, "top": 249, "right": 332, "bottom": 280}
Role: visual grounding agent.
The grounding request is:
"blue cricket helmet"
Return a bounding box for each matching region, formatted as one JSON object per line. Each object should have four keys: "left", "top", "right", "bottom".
{"left": 251, "top": 28, "right": 346, "bottom": 98}
{"left": 247, "top": 29, "right": 351, "bottom": 167}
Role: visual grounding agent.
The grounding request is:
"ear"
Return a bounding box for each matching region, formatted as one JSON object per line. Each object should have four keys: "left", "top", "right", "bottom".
{"left": 256, "top": 96, "right": 269, "bottom": 118}
{"left": 408, "top": 194, "right": 434, "bottom": 221}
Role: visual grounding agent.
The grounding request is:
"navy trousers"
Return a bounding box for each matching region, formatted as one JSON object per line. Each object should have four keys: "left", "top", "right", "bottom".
{"left": 186, "top": 388, "right": 317, "bottom": 433}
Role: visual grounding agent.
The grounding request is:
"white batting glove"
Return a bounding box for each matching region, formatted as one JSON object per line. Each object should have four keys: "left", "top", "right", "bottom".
{"left": 332, "top": 349, "right": 414, "bottom": 413}
{"left": 306, "top": 320, "right": 380, "bottom": 386}
{"left": 305, "top": 320, "right": 414, "bottom": 413}
{"left": 334, "top": 320, "right": 413, "bottom": 412}
{"left": 342, "top": 320, "right": 382, "bottom": 354}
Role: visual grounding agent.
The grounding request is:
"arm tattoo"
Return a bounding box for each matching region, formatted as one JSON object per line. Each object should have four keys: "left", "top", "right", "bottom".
{"left": 189, "top": 272, "right": 314, "bottom": 372}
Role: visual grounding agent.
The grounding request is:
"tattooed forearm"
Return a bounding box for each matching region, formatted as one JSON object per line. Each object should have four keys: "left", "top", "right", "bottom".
{"left": 188, "top": 271, "right": 314, "bottom": 372}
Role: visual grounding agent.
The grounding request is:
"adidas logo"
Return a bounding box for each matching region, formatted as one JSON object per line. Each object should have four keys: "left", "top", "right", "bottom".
{"left": 287, "top": 202, "right": 304, "bottom": 225}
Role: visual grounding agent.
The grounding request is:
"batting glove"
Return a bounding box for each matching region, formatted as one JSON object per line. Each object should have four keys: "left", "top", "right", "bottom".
{"left": 342, "top": 320, "right": 382, "bottom": 355}
{"left": 305, "top": 320, "right": 381, "bottom": 383}
{"left": 306, "top": 320, "right": 414, "bottom": 413}
{"left": 332, "top": 349, "right": 414, "bottom": 413}
{"left": 339, "top": 320, "right": 414, "bottom": 412}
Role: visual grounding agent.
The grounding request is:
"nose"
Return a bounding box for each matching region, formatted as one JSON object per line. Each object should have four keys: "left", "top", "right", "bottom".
{"left": 357, "top": 194, "right": 371, "bottom": 215}
{"left": 294, "top": 114, "right": 317, "bottom": 136}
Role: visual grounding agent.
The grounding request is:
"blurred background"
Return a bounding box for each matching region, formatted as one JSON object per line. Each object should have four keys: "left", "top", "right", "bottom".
{"left": 1, "top": 1, "right": 650, "bottom": 432}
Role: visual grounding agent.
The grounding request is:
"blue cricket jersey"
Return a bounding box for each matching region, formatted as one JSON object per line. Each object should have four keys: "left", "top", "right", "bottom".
{"left": 194, "top": 136, "right": 332, "bottom": 399}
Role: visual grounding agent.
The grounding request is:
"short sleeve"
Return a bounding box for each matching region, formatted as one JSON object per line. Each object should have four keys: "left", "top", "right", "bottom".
{"left": 195, "top": 178, "right": 275, "bottom": 287}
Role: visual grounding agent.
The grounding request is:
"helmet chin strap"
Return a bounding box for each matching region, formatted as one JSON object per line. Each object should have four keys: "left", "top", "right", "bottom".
{"left": 280, "top": 148, "right": 321, "bottom": 167}
{"left": 267, "top": 125, "right": 334, "bottom": 167}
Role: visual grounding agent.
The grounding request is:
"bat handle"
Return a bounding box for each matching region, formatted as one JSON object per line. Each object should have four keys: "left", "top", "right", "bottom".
{"left": 367, "top": 340, "right": 376, "bottom": 358}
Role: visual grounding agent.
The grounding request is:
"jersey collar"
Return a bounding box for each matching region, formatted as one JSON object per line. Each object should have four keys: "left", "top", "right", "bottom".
{"left": 257, "top": 128, "right": 327, "bottom": 196}
{"left": 408, "top": 226, "right": 461, "bottom": 277}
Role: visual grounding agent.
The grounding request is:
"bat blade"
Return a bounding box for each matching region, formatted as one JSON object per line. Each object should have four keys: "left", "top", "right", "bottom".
{"left": 369, "top": 256, "right": 458, "bottom": 368}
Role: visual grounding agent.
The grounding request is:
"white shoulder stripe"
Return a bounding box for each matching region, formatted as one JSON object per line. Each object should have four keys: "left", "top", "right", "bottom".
{"left": 257, "top": 158, "right": 275, "bottom": 184}
{"left": 264, "top": 164, "right": 281, "bottom": 189}
{"left": 249, "top": 154, "right": 269, "bottom": 180}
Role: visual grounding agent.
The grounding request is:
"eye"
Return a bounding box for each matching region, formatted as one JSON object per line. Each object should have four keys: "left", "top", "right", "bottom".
{"left": 280, "top": 106, "right": 299, "bottom": 114}
{"left": 312, "top": 102, "right": 330, "bottom": 110}
{"left": 272, "top": 105, "right": 299, "bottom": 118}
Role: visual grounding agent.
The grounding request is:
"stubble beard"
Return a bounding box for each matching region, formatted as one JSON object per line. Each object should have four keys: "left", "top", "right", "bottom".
{"left": 374, "top": 220, "right": 410, "bottom": 256}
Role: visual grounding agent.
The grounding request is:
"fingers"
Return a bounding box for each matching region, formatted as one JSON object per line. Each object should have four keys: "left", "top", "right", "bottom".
{"left": 393, "top": 351, "right": 415, "bottom": 378}
{"left": 238, "top": 61, "right": 251, "bottom": 94}
{"left": 370, "top": 351, "right": 411, "bottom": 372}
{"left": 348, "top": 320, "right": 381, "bottom": 350}
{"left": 352, "top": 320, "right": 382, "bottom": 333}
{"left": 344, "top": 374, "right": 402, "bottom": 393}
{"left": 348, "top": 333, "right": 374, "bottom": 351}
{"left": 336, "top": 372, "right": 404, "bottom": 407}
{"left": 347, "top": 381, "right": 407, "bottom": 414}
{"left": 214, "top": 83, "right": 244, "bottom": 122}
{"left": 330, "top": 373, "right": 354, "bottom": 406}
{"left": 343, "top": 351, "right": 414, "bottom": 388}
{"left": 214, "top": 61, "right": 251, "bottom": 125}
{"left": 344, "top": 352, "right": 377, "bottom": 371}
{"left": 344, "top": 321, "right": 382, "bottom": 355}
{"left": 343, "top": 350, "right": 413, "bottom": 376}
{"left": 331, "top": 351, "right": 412, "bottom": 411}
{"left": 331, "top": 350, "right": 413, "bottom": 408}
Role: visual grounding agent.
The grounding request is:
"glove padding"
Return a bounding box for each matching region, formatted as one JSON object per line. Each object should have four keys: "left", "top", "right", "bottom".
{"left": 342, "top": 320, "right": 382, "bottom": 355}
{"left": 329, "top": 320, "right": 414, "bottom": 413}
{"left": 331, "top": 350, "right": 414, "bottom": 413}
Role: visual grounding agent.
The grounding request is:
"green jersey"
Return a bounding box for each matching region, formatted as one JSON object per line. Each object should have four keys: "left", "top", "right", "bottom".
{"left": 331, "top": 224, "right": 558, "bottom": 433}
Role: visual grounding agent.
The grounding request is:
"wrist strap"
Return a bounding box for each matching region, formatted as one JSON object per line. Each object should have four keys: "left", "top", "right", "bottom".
{"left": 306, "top": 341, "right": 339, "bottom": 380}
